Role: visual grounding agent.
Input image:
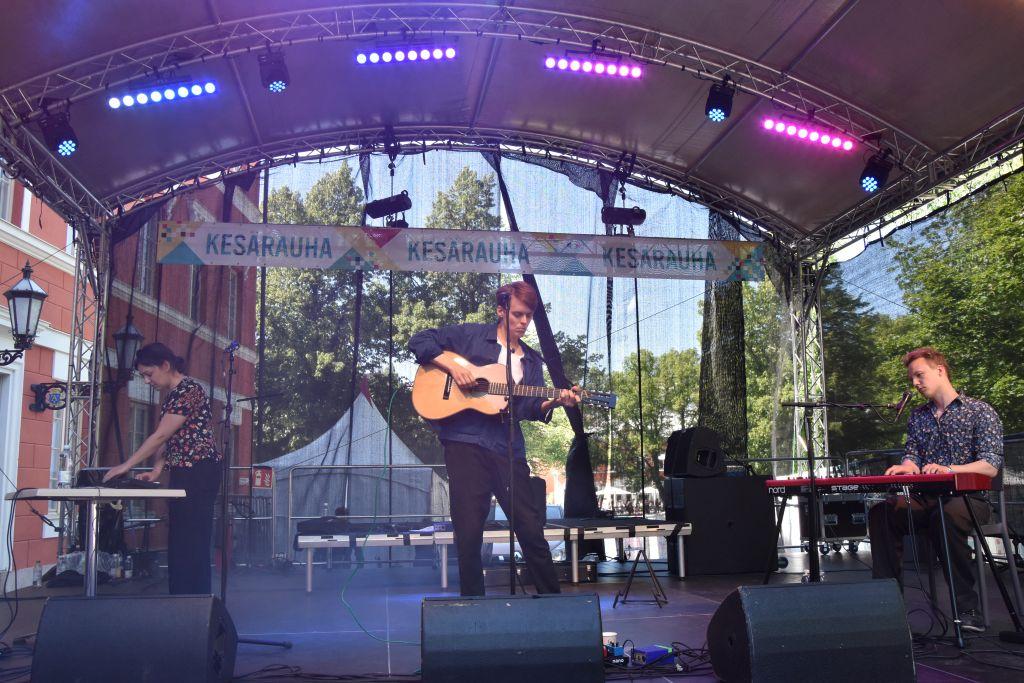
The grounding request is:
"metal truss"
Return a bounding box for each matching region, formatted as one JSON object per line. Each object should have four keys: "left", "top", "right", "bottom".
{"left": 59, "top": 217, "right": 109, "bottom": 551}
{"left": 104, "top": 124, "right": 801, "bottom": 244}
{"left": 802, "top": 100, "right": 1024, "bottom": 257}
{"left": 789, "top": 261, "right": 829, "bottom": 469}
{"left": 0, "top": 119, "right": 110, "bottom": 224}
{"left": 0, "top": 4, "right": 930, "bottom": 182}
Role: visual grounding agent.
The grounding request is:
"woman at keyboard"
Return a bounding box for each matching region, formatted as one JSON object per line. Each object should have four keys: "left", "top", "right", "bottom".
{"left": 103, "top": 343, "right": 221, "bottom": 594}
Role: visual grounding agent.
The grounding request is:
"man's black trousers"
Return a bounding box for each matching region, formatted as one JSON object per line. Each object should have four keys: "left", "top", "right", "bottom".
{"left": 443, "top": 440, "right": 561, "bottom": 596}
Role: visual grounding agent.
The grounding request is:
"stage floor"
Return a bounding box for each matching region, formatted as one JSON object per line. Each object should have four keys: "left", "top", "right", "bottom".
{"left": 4, "top": 545, "right": 1024, "bottom": 682}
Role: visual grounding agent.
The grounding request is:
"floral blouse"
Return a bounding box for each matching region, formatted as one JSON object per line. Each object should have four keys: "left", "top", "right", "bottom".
{"left": 161, "top": 377, "right": 220, "bottom": 468}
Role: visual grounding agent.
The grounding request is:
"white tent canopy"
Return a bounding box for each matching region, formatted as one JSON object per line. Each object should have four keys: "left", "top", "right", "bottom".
{"left": 262, "top": 385, "right": 447, "bottom": 558}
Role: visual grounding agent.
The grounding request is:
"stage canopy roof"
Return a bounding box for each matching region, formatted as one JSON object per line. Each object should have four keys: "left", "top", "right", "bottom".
{"left": 2, "top": 1, "right": 1023, "bottom": 255}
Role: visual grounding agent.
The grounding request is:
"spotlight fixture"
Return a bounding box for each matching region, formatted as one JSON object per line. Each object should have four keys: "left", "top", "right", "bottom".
{"left": 365, "top": 190, "right": 412, "bottom": 219}
{"left": 601, "top": 205, "right": 646, "bottom": 226}
{"left": 356, "top": 46, "right": 456, "bottom": 65}
{"left": 39, "top": 109, "right": 78, "bottom": 157}
{"left": 860, "top": 150, "right": 893, "bottom": 193}
{"left": 544, "top": 54, "right": 642, "bottom": 79}
{"left": 761, "top": 117, "right": 855, "bottom": 151}
{"left": 107, "top": 80, "right": 217, "bottom": 109}
{"left": 259, "top": 51, "right": 290, "bottom": 93}
{"left": 705, "top": 75, "right": 735, "bottom": 123}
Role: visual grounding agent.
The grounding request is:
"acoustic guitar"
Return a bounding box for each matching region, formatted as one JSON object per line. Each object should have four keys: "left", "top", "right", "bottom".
{"left": 412, "top": 351, "right": 617, "bottom": 420}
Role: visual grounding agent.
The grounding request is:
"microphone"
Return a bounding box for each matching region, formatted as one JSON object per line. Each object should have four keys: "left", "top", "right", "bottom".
{"left": 892, "top": 390, "right": 913, "bottom": 419}
{"left": 496, "top": 291, "right": 511, "bottom": 307}
{"left": 224, "top": 340, "right": 240, "bottom": 353}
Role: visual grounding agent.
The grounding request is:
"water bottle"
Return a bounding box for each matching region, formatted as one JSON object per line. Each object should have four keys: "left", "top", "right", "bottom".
{"left": 124, "top": 554, "right": 134, "bottom": 579}
{"left": 322, "top": 502, "right": 329, "bottom": 518}
{"left": 32, "top": 560, "right": 43, "bottom": 587}
{"left": 111, "top": 552, "right": 122, "bottom": 579}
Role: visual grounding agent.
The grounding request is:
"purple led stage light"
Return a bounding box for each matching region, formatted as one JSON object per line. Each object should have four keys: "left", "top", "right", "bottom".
{"left": 761, "top": 117, "right": 855, "bottom": 152}
{"left": 544, "top": 56, "right": 642, "bottom": 79}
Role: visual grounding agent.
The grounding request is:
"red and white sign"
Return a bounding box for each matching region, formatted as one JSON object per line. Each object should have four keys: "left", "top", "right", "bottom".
{"left": 252, "top": 466, "right": 274, "bottom": 489}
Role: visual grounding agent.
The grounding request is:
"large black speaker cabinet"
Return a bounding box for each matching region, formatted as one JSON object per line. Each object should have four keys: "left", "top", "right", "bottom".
{"left": 665, "top": 475, "right": 776, "bottom": 575}
{"left": 707, "top": 580, "right": 914, "bottom": 682}
{"left": 32, "top": 595, "right": 237, "bottom": 683}
{"left": 664, "top": 426, "right": 726, "bottom": 477}
{"left": 421, "top": 593, "right": 603, "bottom": 683}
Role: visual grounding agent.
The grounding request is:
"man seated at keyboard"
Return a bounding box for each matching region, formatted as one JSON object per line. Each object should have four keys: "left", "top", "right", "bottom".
{"left": 868, "top": 347, "right": 1003, "bottom": 632}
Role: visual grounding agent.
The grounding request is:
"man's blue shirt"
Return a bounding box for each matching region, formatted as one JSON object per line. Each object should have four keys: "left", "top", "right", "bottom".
{"left": 409, "top": 322, "right": 552, "bottom": 460}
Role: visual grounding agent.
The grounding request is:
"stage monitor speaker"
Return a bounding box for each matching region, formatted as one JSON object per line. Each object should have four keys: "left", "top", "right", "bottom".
{"left": 665, "top": 475, "right": 776, "bottom": 575}
{"left": 664, "top": 427, "right": 726, "bottom": 477}
{"left": 421, "top": 593, "right": 603, "bottom": 683}
{"left": 32, "top": 595, "right": 237, "bottom": 683}
{"left": 707, "top": 580, "right": 914, "bottom": 682}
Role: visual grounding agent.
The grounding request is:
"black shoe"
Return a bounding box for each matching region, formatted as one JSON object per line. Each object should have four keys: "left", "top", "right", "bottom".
{"left": 960, "top": 609, "right": 986, "bottom": 633}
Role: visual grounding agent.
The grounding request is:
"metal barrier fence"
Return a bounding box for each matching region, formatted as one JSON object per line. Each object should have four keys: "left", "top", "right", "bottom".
{"left": 281, "top": 464, "right": 450, "bottom": 562}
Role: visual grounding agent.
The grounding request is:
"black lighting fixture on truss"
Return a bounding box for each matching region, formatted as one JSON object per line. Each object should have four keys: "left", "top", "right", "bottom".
{"left": 258, "top": 49, "right": 290, "bottom": 93}
{"left": 860, "top": 149, "right": 893, "bottom": 193}
{"left": 705, "top": 75, "right": 735, "bottom": 123}
{"left": 2, "top": 262, "right": 48, "bottom": 366}
{"left": 600, "top": 205, "right": 646, "bottom": 227}
{"left": 38, "top": 105, "right": 79, "bottom": 157}
{"left": 365, "top": 190, "right": 412, "bottom": 227}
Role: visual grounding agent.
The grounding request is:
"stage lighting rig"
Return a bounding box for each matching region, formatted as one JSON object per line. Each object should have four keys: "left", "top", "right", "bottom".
{"left": 39, "top": 108, "right": 78, "bottom": 157}
{"left": 259, "top": 51, "right": 290, "bottom": 93}
{"left": 107, "top": 79, "right": 217, "bottom": 109}
{"left": 543, "top": 53, "right": 642, "bottom": 79}
{"left": 860, "top": 150, "right": 893, "bottom": 193}
{"left": 761, "top": 117, "right": 855, "bottom": 152}
{"left": 365, "top": 191, "right": 412, "bottom": 219}
{"left": 601, "top": 205, "right": 646, "bottom": 227}
{"left": 705, "top": 75, "right": 735, "bottom": 123}
{"left": 356, "top": 45, "right": 456, "bottom": 65}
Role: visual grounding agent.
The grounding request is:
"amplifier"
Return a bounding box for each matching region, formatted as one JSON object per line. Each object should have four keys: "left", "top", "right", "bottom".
{"left": 484, "top": 560, "right": 597, "bottom": 585}
{"left": 798, "top": 496, "right": 868, "bottom": 541}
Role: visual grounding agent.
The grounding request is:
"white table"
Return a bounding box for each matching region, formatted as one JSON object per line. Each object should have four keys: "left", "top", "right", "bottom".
{"left": 296, "top": 519, "right": 691, "bottom": 592}
{"left": 6, "top": 487, "right": 186, "bottom": 596}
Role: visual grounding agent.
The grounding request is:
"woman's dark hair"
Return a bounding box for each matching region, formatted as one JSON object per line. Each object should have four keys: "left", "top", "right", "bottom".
{"left": 134, "top": 342, "right": 187, "bottom": 373}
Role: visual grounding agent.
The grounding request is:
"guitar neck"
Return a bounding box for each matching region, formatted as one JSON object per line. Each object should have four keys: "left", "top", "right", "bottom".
{"left": 487, "top": 382, "right": 569, "bottom": 400}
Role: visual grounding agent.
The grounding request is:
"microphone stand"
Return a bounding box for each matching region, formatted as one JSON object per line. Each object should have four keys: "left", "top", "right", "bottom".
{"left": 500, "top": 296, "right": 517, "bottom": 595}
{"left": 221, "top": 343, "right": 291, "bottom": 649}
{"left": 780, "top": 397, "right": 906, "bottom": 582}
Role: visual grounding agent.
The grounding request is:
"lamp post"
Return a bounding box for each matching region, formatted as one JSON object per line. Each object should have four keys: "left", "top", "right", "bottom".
{"left": 2, "top": 263, "right": 47, "bottom": 366}
{"left": 112, "top": 313, "right": 145, "bottom": 384}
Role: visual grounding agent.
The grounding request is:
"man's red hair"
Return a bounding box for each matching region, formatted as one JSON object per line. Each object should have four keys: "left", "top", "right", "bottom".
{"left": 902, "top": 347, "right": 950, "bottom": 375}
{"left": 496, "top": 281, "right": 539, "bottom": 311}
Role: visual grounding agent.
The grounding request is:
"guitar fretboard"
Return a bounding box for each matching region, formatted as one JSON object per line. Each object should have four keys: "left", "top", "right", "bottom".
{"left": 486, "top": 383, "right": 567, "bottom": 400}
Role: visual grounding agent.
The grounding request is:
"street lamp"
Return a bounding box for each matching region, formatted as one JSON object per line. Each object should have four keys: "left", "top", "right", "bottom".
{"left": 2, "top": 263, "right": 47, "bottom": 366}
{"left": 112, "top": 313, "right": 145, "bottom": 382}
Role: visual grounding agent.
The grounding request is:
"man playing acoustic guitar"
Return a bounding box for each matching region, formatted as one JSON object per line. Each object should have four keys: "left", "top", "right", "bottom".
{"left": 409, "top": 280, "right": 580, "bottom": 596}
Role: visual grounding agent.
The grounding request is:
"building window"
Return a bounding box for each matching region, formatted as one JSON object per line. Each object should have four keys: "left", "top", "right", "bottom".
{"left": 227, "top": 270, "right": 239, "bottom": 339}
{"left": 128, "top": 401, "right": 151, "bottom": 455}
{"left": 48, "top": 411, "right": 67, "bottom": 515}
{"left": 136, "top": 217, "right": 157, "bottom": 295}
{"left": 0, "top": 174, "right": 13, "bottom": 224}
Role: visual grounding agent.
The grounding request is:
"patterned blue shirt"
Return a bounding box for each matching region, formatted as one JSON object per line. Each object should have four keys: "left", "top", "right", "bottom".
{"left": 904, "top": 393, "right": 1003, "bottom": 471}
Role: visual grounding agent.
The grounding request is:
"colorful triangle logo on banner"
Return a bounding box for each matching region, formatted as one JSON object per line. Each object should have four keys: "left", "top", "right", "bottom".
{"left": 362, "top": 227, "right": 401, "bottom": 248}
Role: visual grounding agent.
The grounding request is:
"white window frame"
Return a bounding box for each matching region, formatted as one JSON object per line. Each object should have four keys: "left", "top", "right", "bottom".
{"left": 0, "top": 173, "right": 13, "bottom": 224}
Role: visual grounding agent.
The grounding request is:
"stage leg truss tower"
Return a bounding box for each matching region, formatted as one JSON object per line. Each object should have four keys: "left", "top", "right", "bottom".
{"left": 790, "top": 261, "right": 829, "bottom": 472}
{"left": 59, "top": 217, "right": 110, "bottom": 553}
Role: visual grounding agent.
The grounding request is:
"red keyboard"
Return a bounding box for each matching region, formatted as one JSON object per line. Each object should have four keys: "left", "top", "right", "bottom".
{"left": 765, "top": 472, "right": 992, "bottom": 496}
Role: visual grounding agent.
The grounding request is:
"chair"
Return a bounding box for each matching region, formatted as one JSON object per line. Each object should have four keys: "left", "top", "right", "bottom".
{"left": 974, "top": 489, "right": 1024, "bottom": 627}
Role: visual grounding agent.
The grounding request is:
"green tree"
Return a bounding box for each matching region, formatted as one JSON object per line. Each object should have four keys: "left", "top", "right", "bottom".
{"left": 257, "top": 165, "right": 363, "bottom": 460}
{"left": 393, "top": 167, "right": 502, "bottom": 346}
{"left": 888, "top": 175, "right": 1024, "bottom": 431}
